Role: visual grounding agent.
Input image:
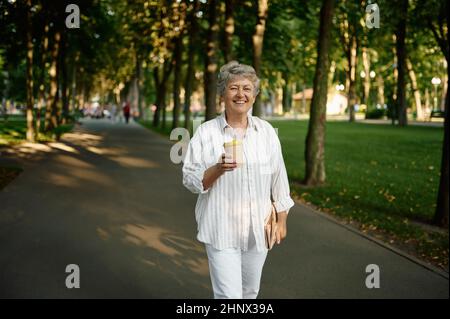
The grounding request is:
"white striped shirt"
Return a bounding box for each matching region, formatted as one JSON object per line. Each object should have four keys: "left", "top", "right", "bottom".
{"left": 182, "top": 112, "right": 294, "bottom": 252}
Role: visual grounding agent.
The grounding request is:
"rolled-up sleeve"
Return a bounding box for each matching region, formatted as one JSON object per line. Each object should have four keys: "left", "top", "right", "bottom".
{"left": 182, "top": 127, "right": 209, "bottom": 194}
{"left": 270, "top": 128, "right": 294, "bottom": 213}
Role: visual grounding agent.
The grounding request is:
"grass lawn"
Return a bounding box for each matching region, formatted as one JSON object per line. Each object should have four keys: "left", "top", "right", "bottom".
{"left": 0, "top": 116, "right": 74, "bottom": 189}
{"left": 271, "top": 120, "right": 447, "bottom": 269}
{"left": 0, "top": 117, "right": 73, "bottom": 145}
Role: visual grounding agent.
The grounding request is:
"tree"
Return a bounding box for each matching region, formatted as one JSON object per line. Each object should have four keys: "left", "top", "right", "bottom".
{"left": 336, "top": 0, "right": 361, "bottom": 122}
{"left": 183, "top": 0, "right": 200, "bottom": 129}
{"left": 263, "top": 0, "right": 316, "bottom": 115}
{"left": 395, "top": 0, "right": 409, "bottom": 126}
{"left": 222, "top": 0, "right": 235, "bottom": 62}
{"left": 204, "top": 0, "right": 219, "bottom": 121}
{"left": 304, "top": 0, "right": 335, "bottom": 186}
{"left": 25, "top": 0, "right": 35, "bottom": 142}
{"left": 172, "top": 1, "right": 187, "bottom": 130}
{"left": 431, "top": 0, "right": 449, "bottom": 227}
{"left": 251, "top": 0, "right": 269, "bottom": 117}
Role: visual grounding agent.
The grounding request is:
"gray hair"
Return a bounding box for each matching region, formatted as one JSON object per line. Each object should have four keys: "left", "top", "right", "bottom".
{"left": 217, "top": 61, "right": 260, "bottom": 97}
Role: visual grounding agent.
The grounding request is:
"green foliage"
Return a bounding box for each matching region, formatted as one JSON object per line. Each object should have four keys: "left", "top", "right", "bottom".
{"left": 365, "top": 108, "right": 386, "bottom": 119}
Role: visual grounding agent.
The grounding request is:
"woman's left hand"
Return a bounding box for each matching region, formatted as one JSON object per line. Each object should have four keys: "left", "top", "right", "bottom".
{"left": 275, "top": 212, "right": 288, "bottom": 244}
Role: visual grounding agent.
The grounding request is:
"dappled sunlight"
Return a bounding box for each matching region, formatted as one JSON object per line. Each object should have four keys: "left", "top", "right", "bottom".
{"left": 68, "top": 167, "right": 115, "bottom": 186}
{"left": 96, "top": 227, "right": 111, "bottom": 240}
{"left": 47, "top": 172, "right": 80, "bottom": 188}
{"left": 61, "top": 132, "right": 104, "bottom": 149}
{"left": 121, "top": 223, "right": 209, "bottom": 277}
{"left": 86, "top": 146, "right": 125, "bottom": 156}
{"left": 0, "top": 142, "right": 52, "bottom": 160}
{"left": 62, "top": 132, "right": 104, "bottom": 142}
{"left": 54, "top": 154, "right": 94, "bottom": 169}
{"left": 16, "top": 142, "right": 52, "bottom": 153}
{"left": 173, "top": 257, "right": 209, "bottom": 277}
{"left": 48, "top": 142, "right": 79, "bottom": 154}
{"left": 123, "top": 224, "right": 182, "bottom": 257}
{"left": 110, "top": 156, "right": 160, "bottom": 168}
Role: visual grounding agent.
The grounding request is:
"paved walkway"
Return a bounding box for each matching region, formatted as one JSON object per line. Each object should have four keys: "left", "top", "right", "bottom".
{"left": 0, "top": 118, "right": 448, "bottom": 298}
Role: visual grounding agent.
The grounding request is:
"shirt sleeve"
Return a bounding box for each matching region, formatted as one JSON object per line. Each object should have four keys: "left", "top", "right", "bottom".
{"left": 270, "top": 127, "right": 295, "bottom": 214}
{"left": 182, "top": 126, "right": 210, "bottom": 194}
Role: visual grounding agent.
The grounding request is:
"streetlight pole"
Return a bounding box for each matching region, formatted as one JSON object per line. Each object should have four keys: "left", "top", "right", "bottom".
{"left": 431, "top": 77, "right": 441, "bottom": 111}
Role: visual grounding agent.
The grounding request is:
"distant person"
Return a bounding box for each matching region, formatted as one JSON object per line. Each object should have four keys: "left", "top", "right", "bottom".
{"left": 111, "top": 104, "right": 117, "bottom": 123}
{"left": 123, "top": 101, "right": 131, "bottom": 124}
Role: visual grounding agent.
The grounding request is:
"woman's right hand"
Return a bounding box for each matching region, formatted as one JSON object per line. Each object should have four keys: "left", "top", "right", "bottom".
{"left": 216, "top": 153, "right": 237, "bottom": 174}
{"left": 202, "top": 153, "right": 237, "bottom": 190}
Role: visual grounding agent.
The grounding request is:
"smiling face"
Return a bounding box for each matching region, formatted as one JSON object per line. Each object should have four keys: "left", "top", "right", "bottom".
{"left": 222, "top": 77, "right": 256, "bottom": 117}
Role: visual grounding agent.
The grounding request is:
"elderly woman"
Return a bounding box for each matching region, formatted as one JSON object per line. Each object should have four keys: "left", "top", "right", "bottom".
{"left": 182, "top": 61, "right": 294, "bottom": 299}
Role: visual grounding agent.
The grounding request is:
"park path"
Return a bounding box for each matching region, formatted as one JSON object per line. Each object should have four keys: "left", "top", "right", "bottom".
{"left": 0, "top": 118, "right": 448, "bottom": 298}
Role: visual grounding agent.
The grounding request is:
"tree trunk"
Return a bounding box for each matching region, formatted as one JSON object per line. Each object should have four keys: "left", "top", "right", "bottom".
{"left": 184, "top": 0, "right": 199, "bottom": 130}
{"left": 204, "top": 0, "right": 219, "bottom": 121}
{"left": 391, "top": 35, "right": 398, "bottom": 124}
{"left": 153, "top": 60, "right": 172, "bottom": 127}
{"left": 153, "top": 68, "right": 162, "bottom": 127}
{"left": 25, "top": 0, "right": 35, "bottom": 142}
{"left": 134, "top": 53, "right": 142, "bottom": 119}
{"left": 45, "top": 31, "right": 61, "bottom": 131}
{"left": 282, "top": 72, "right": 291, "bottom": 113}
{"left": 433, "top": 80, "right": 449, "bottom": 227}
{"left": 441, "top": 59, "right": 448, "bottom": 111}
{"left": 377, "top": 75, "right": 385, "bottom": 107}
{"left": 424, "top": 88, "right": 430, "bottom": 116}
{"left": 395, "top": 0, "right": 408, "bottom": 127}
{"left": 304, "top": 0, "right": 335, "bottom": 186}
{"left": 328, "top": 60, "right": 336, "bottom": 88}
{"left": 70, "top": 52, "right": 79, "bottom": 113}
{"left": 339, "top": 10, "right": 359, "bottom": 122}
{"left": 406, "top": 58, "right": 424, "bottom": 121}
{"left": 60, "top": 33, "right": 69, "bottom": 124}
{"left": 251, "top": 0, "right": 269, "bottom": 117}
{"left": 301, "top": 81, "right": 306, "bottom": 114}
{"left": 223, "top": 0, "right": 235, "bottom": 62}
{"left": 37, "top": 23, "right": 49, "bottom": 135}
{"left": 433, "top": 6, "right": 449, "bottom": 228}
{"left": 347, "top": 35, "right": 358, "bottom": 122}
{"left": 362, "top": 47, "right": 371, "bottom": 117}
{"left": 172, "top": 36, "right": 183, "bottom": 130}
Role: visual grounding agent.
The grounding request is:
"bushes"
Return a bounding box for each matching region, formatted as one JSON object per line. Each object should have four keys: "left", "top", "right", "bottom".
{"left": 366, "top": 108, "right": 386, "bottom": 119}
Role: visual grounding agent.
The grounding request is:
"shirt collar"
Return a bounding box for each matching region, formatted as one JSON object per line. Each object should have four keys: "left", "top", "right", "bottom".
{"left": 218, "top": 111, "right": 258, "bottom": 132}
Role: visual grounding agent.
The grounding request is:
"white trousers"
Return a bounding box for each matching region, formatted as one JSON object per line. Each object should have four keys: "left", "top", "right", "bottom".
{"left": 205, "top": 227, "right": 268, "bottom": 299}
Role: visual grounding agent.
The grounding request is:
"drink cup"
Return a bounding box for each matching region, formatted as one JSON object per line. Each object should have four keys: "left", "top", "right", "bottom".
{"left": 223, "top": 139, "right": 243, "bottom": 167}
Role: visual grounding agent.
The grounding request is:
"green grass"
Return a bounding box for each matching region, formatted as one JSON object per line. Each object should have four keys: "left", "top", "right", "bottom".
{"left": 0, "top": 116, "right": 74, "bottom": 190}
{"left": 271, "top": 120, "right": 447, "bottom": 268}
{"left": 0, "top": 117, "right": 73, "bottom": 145}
